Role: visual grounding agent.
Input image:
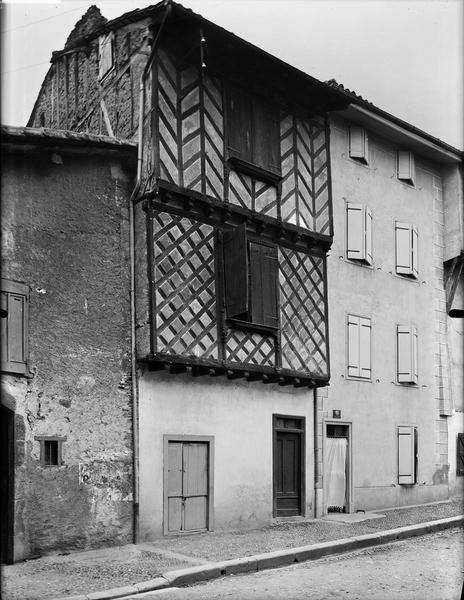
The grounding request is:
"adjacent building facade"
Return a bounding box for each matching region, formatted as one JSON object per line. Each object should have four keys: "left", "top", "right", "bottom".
{"left": 2, "top": 0, "right": 462, "bottom": 561}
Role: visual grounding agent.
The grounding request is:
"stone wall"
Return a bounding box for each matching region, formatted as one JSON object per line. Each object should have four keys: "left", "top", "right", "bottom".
{"left": 1, "top": 140, "right": 135, "bottom": 560}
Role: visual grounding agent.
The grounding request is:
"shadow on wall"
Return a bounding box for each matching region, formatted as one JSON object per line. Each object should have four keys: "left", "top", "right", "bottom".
{"left": 432, "top": 463, "right": 450, "bottom": 485}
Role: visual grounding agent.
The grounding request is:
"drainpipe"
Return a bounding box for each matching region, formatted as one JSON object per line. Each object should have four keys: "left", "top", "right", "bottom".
{"left": 129, "top": 0, "right": 172, "bottom": 545}
{"left": 313, "top": 388, "right": 322, "bottom": 518}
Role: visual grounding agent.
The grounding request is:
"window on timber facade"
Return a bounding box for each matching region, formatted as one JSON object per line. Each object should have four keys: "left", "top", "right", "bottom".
{"left": 99, "top": 32, "right": 114, "bottom": 80}
{"left": 1, "top": 279, "right": 28, "bottom": 375}
{"left": 226, "top": 85, "right": 281, "bottom": 181}
{"left": 222, "top": 224, "right": 278, "bottom": 331}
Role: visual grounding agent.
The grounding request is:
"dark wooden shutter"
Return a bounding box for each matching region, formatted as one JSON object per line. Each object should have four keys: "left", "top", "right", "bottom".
{"left": 249, "top": 243, "right": 278, "bottom": 327}
{"left": 252, "top": 99, "right": 280, "bottom": 174}
{"left": 223, "top": 224, "right": 248, "bottom": 319}
{"left": 1, "top": 281, "right": 28, "bottom": 375}
{"left": 227, "top": 87, "right": 252, "bottom": 161}
{"left": 457, "top": 434, "right": 464, "bottom": 476}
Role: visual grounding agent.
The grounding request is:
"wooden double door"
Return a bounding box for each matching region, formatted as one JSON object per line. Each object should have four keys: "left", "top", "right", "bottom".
{"left": 273, "top": 415, "right": 305, "bottom": 517}
{"left": 164, "top": 436, "right": 213, "bottom": 535}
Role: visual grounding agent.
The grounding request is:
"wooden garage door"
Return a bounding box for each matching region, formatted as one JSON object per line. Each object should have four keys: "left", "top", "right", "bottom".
{"left": 166, "top": 441, "right": 210, "bottom": 534}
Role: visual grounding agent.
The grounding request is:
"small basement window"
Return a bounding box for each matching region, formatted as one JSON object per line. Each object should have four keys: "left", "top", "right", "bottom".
{"left": 35, "top": 436, "right": 66, "bottom": 467}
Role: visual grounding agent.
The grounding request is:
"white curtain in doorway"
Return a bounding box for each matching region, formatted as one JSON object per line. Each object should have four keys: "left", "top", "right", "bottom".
{"left": 325, "top": 437, "right": 347, "bottom": 510}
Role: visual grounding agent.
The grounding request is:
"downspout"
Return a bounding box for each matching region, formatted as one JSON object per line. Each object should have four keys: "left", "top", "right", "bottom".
{"left": 313, "top": 388, "right": 322, "bottom": 518}
{"left": 129, "top": 0, "right": 172, "bottom": 545}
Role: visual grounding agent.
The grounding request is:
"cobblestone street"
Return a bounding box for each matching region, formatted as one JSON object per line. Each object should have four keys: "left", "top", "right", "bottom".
{"left": 138, "top": 527, "right": 463, "bottom": 600}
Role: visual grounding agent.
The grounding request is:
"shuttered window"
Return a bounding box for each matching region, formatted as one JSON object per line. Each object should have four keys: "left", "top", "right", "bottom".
{"left": 223, "top": 225, "right": 278, "bottom": 329}
{"left": 398, "top": 426, "right": 417, "bottom": 485}
{"left": 457, "top": 434, "right": 464, "bottom": 476}
{"left": 347, "top": 314, "right": 371, "bottom": 379}
{"left": 349, "top": 126, "right": 369, "bottom": 164}
{"left": 395, "top": 222, "right": 418, "bottom": 278}
{"left": 397, "top": 325, "right": 418, "bottom": 384}
{"left": 227, "top": 86, "right": 280, "bottom": 177}
{"left": 99, "top": 33, "right": 114, "bottom": 79}
{"left": 397, "top": 151, "right": 415, "bottom": 185}
{"left": 1, "top": 279, "right": 28, "bottom": 375}
{"left": 346, "top": 203, "right": 373, "bottom": 264}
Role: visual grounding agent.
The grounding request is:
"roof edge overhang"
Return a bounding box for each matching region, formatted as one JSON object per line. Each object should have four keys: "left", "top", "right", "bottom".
{"left": 1, "top": 125, "right": 137, "bottom": 157}
{"left": 335, "top": 104, "right": 462, "bottom": 165}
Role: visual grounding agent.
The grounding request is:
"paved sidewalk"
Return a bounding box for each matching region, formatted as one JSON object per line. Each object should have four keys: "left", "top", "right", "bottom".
{"left": 2, "top": 499, "right": 463, "bottom": 600}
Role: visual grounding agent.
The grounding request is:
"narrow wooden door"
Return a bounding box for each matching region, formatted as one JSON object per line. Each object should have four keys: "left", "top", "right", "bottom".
{"left": 273, "top": 415, "right": 304, "bottom": 517}
{"left": 166, "top": 441, "right": 209, "bottom": 533}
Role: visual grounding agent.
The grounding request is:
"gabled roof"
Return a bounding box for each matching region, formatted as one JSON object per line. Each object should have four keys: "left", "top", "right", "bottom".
{"left": 29, "top": 1, "right": 462, "bottom": 161}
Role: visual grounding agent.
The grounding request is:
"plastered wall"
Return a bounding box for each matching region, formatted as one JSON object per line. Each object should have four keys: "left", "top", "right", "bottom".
{"left": 138, "top": 371, "right": 314, "bottom": 540}
{"left": 322, "top": 116, "right": 450, "bottom": 510}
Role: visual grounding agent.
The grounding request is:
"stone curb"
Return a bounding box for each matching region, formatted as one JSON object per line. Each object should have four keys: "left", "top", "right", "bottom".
{"left": 52, "top": 515, "right": 463, "bottom": 600}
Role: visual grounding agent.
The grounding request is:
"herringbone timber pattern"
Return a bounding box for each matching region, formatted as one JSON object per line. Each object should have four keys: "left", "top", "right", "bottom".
{"left": 153, "top": 212, "right": 218, "bottom": 359}
{"left": 228, "top": 170, "right": 277, "bottom": 217}
{"left": 180, "top": 66, "right": 202, "bottom": 192}
{"left": 157, "top": 49, "right": 179, "bottom": 184}
{"left": 280, "top": 113, "right": 330, "bottom": 235}
{"left": 225, "top": 330, "right": 275, "bottom": 366}
{"left": 203, "top": 74, "right": 224, "bottom": 200}
{"left": 279, "top": 248, "right": 327, "bottom": 375}
{"left": 311, "top": 116, "right": 331, "bottom": 235}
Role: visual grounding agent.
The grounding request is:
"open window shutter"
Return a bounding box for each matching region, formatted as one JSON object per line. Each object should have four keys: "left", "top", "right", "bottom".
{"left": 250, "top": 243, "right": 278, "bottom": 327}
{"left": 365, "top": 207, "right": 373, "bottom": 265}
{"left": 99, "top": 33, "right": 113, "bottom": 79}
{"left": 411, "top": 226, "right": 419, "bottom": 278}
{"left": 397, "top": 325, "right": 416, "bottom": 383}
{"left": 395, "top": 222, "right": 412, "bottom": 275}
{"left": 223, "top": 224, "right": 248, "bottom": 319}
{"left": 457, "top": 434, "right": 464, "bottom": 476}
{"left": 359, "top": 317, "right": 371, "bottom": 378}
{"left": 347, "top": 204, "right": 365, "bottom": 260}
{"left": 252, "top": 99, "right": 280, "bottom": 174}
{"left": 227, "top": 87, "right": 252, "bottom": 161}
{"left": 398, "top": 426, "right": 415, "bottom": 484}
{"left": 1, "top": 288, "right": 28, "bottom": 375}
{"left": 349, "top": 126, "right": 368, "bottom": 163}
{"left": 411, "top": 326, "right": 418, "bottom": 384}
{"left": 397, "top": 151, "right": 415, "bottom": 183}
{"left": 347, "top": 315, "right": 360, "bottom": 377}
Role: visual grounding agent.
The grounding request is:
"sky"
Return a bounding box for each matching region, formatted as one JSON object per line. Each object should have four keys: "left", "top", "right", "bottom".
{"left": 1, "top": 0, "right": 463, "bottom": 150}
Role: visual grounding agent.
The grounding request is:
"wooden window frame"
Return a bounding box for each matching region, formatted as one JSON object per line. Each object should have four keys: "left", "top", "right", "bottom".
{"left": 1, "top": 278, "right": 29, "bottom": 375}
{"left": 397, "top": 425, "right": 418, "bottom": 485}
{"left": 395, "top": 222, "right": 418, "bottom": 279}
{"left": 396, "top": 325, "right": 418, "bottom": 385}
{"left": 346, "top": 203, "right": 373, "bottom": 265}
{"left": 349, "top": 125, "right": 369, "bottom": 165}
{"left": 346, "top": 313, "right": 372, "bottom": 381}
{"left": 272, "top": 414, "right": 306, "bottom": 518}
{"left": 397, "top": 151, "right": 415, "bottom": 186}
{"left": 35, "top": 435, "right": 66, "bottom": 467}
{"left": 222, "top": 225, "right": 279, "bottom": 334}
{"left": 163, "top": 435, "right": 214, "bottom": 536}
{"left": 226, "top": 85, "right": 281, "bottom": 183}
{"left": 98, "top": 32, "right": 115, "bottom": 80}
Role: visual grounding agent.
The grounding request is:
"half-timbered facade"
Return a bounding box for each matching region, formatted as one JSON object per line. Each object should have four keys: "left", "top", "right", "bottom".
{"left": 23, "top": 1, "right": 463, "bottom": 547}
